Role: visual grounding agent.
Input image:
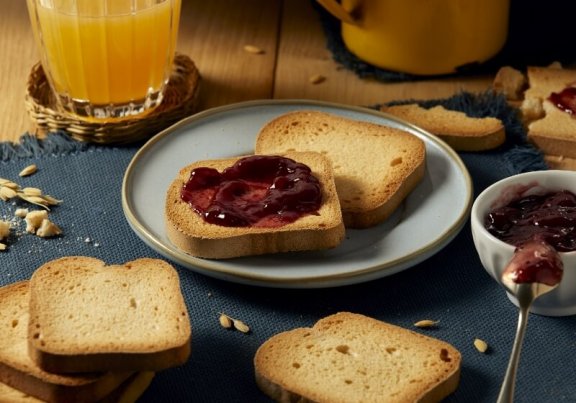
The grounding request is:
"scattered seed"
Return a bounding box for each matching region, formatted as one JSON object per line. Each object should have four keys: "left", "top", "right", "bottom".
{"left": 0, "top": 187, "right": 17, "bottom": 200}
{"left": 233, "top": 319, "right": 250, "bottom": 333}
{"left": 19, "top": 164, "right": 37, "bottom": 177}
{"left": 243, "top": 44, "right": 264, "bottom": 54}
{"left": 0, "top": 181, "right": 19, "bottom": 190}
{"left": 474, "top": 338, "right": 489, "bottom": 353}
{"left": 219, "top": 313, "right": 233, "bottom": 329}
{"left": 23, "top": 187, "right": 42, "bottom": 197}
{"left": 0, "top": 243, "right": 6, "bottom": 251}
{"left": 414, "top": 320, "right": 439, "bottom": 328}
{"left": 309, "top": 74, "right": 326, "bottom": 84}
{"left": 0, "top": 177, "right": 61, "bottom": 210}
{"left": 42, "top": 195, "right": 62, "bottom": 206}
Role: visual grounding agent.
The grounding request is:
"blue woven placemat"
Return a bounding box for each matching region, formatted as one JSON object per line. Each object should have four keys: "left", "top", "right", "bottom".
{"left": 1, "top": 92, "right": 574, "bottom": 402}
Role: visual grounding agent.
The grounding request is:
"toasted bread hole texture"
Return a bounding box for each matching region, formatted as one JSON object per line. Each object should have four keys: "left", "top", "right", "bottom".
{"left": 11, "top": 319, "right": 18, "bottom": 328}
{"left": 130, "top": 298, "right": 137, "bottom": 308}
{"left": 345, "top": 379, "right": 353, "bottom": 385}
{"left": 440, "top": 348, "right": 451, "bottom": 362}
{"left": 292, "top": 362, "right": 301, "bottom": 369}
{"left": 336, "top": 345, "right": 350, "bottom": 354}
{"left": 390, "top": 157, "right": 403, "bottom": 166}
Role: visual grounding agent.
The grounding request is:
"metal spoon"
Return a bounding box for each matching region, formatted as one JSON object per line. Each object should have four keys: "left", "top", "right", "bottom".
{"left": 496, "top": 241, "right": 563, "bottom": 403}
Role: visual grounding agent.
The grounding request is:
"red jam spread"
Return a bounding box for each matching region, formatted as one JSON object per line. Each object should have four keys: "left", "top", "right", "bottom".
{"left": 502, "top": 240, "right": 563, "bottom": 286}
{"left": 485, "top": 190, "right": 574, "bottom": 286}
{"left": 180, "top": 155, "right": 322, "bottom": 228}
{"left": 485, "top": 190, "right": 576, "bottom": 252}
{"left": 549, "top": 87, "right": 576, "bottom": 115}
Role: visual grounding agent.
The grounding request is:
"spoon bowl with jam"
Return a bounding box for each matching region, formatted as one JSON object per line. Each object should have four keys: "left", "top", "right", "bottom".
{"left": 471, "top": 170, "right": 576, "bottom": 317}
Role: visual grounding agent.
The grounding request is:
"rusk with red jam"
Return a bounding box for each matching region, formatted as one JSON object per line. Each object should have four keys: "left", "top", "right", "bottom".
{"left": 165, "top": 151, "right": 345, "bottom": 259}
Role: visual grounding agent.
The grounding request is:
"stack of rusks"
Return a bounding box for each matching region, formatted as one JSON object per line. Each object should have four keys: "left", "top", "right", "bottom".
{"left": 0, "top": 257, "right": 191, "bottom": 402}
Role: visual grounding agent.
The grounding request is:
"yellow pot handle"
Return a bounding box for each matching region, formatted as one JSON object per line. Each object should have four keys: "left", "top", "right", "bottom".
{"left": 315, "top": 0, "right": 358, "bottom": 25}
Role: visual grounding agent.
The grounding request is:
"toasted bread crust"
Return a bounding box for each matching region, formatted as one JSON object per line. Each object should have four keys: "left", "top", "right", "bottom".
{"left": 255, "top": 111, "right": 426, "bottom": 228}
{"left": 165, "top": 151, "right": 345, "bottom": 258}
{"left": 254, "top": 312, "right": 461, "bottom": 403}
{"left": 27, "top": 257, "right": 191, "bottom": 373}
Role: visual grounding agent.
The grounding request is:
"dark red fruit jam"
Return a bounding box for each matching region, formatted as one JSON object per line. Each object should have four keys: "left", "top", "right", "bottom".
{"left": 549, "top": 87, "right": 576, "bottom": 115}
{"left": 180, "top": 155, "right": 322, "bottom": 228}
{"left": 485, "top": 190, "right": 576, "bottom": 252}
{"left": 505, "top": 240, "right": 563, "bottom": 286}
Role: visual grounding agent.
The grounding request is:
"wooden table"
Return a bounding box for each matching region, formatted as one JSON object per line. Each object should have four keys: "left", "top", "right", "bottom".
{"left": 0, "top": 0, "right": 494, "bottom": 143}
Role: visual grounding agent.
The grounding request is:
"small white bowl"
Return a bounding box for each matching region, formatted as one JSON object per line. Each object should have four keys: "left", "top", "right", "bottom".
{"left": 471, "top": 170, "right": 576, "bottom": 316}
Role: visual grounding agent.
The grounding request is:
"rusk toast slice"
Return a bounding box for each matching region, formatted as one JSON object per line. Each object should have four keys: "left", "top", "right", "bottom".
{"left": 382, "top": 104, "right": 505, "bottom": 151}
{"left": 27, "top": 257, "right": 191, "bottom": 374}
{"left": 165, "top": 151, "right": 345, "bottom": 259}
{"left": 0, "top": 281, "right": 133, "bottom": 402}
{"left": 254, "top": 312, "right": 461, "bottom": 403}
{"left": 255, "top": 111, "right": 426, "bottom": 228}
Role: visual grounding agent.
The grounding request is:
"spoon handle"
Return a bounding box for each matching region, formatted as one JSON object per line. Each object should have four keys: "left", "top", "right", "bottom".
{"left": 496, "top": 306, "right": 530, "bottom": 403}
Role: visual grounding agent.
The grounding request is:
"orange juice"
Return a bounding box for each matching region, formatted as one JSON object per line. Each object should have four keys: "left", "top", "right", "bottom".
{"left": 27, "top": 0, "right": 181, "bottom": 119}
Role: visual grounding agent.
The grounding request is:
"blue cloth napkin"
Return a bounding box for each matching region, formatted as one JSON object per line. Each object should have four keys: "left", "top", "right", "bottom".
{"left": 1, "top": 92, "right": 575, "bottom": 403}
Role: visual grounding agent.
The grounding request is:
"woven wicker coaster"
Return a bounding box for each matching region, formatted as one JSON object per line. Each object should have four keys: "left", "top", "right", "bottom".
{"left": 25, "top": 53, "right": 201, "bottom": 145}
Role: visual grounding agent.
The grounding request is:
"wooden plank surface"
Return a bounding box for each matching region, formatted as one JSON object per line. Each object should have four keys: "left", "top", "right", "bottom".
{"left": 0, "top": 0, "right": 39, "bottom": 141}
{"left": 275, "top": 0, "right": 493, "bottom": 105}
{"left": 0, "top": 0, "right": 282, "bottom": 143}
{"left": 0, "top": 0, "right": 494, "bottom": 144}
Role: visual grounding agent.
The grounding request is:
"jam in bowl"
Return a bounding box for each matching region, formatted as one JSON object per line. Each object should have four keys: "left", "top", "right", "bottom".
{"left": 471, "top": 170, "right": 576, "bottom": 316}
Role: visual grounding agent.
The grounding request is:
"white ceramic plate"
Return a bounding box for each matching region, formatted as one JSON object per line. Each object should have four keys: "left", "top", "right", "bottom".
{"left": 122, "top": 100, "right": 472, "bottom": 288}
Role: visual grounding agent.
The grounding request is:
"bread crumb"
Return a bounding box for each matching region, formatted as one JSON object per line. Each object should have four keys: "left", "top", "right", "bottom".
{"left": 25, "top": 210, "right": 48, "bottom": 234}
{"left": 15, "top": 208, "right": 28, "bottom": 218}
{"left": 35, "top": 219, "right": 62, "bottom": 238}
{"left": 0, "top": 220, "right": 10, "bottom": 240}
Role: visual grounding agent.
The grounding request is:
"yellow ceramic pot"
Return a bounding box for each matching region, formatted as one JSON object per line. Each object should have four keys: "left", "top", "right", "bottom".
{"left": 317, "top": 0, "right": 510, "bottom": 75}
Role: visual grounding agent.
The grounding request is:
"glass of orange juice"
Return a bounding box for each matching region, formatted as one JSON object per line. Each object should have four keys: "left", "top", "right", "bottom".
{"left": 26, "top": 0, "right": 181, "bottom": 121}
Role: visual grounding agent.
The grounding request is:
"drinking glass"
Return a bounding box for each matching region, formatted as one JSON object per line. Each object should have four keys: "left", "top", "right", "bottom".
{"left": 27, "top": 0, "right": 181, "bottom": 120}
